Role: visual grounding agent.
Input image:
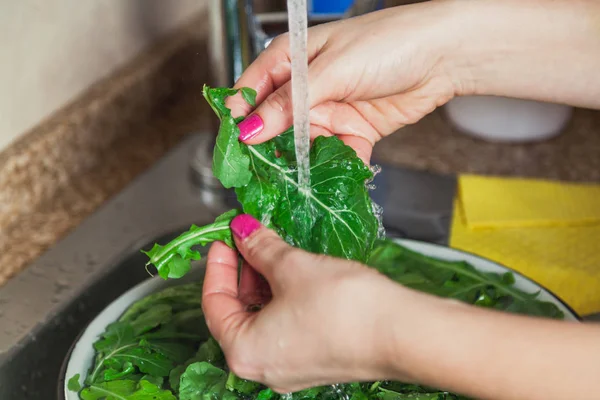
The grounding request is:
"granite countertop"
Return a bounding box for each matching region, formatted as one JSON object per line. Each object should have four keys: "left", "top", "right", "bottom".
{"left": 0, "top": 12, "right": 599, "bottom": 285}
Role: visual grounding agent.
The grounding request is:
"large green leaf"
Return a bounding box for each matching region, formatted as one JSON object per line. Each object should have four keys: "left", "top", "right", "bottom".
{"left": 236, "top": 131, "right": 379, "bottom": 262}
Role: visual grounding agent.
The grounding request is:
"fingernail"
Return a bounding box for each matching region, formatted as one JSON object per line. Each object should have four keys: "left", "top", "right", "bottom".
{"left": 238, "top": 114, "right": 264, "bottom": 142}
{"left": 231, "top": 214, "right": 262, "bottom": 240}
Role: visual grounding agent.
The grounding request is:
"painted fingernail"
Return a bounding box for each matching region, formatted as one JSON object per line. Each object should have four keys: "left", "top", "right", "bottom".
{"left": 238, "top": 114, "right": 264, "bottom": 142}
{"left": 231, "top": 214, "right": 262, "bottom": 240}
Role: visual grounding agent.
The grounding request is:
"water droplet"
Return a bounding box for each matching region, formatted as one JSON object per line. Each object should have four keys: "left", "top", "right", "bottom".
{"left": 371, "top": 200, "right": 386, "bottom": 239}
{"left": 370, "top": 164, "right": 382, "bottom": 176}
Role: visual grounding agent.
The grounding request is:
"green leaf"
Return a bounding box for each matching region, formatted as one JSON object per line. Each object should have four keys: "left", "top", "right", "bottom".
{"left": 237, "top": 134, "right": 379, "bottom": 262}
{"left": 89, "top": 322, "right": 138, "bottom": 384}
{"left": 113, "top": 347, "right": 174, "bottom": 377}
{"left": 203, "top": 85, "right": 253, "bottom": 189}
{"left": 80, "top": 379, "right": 176, "bottom": 400}
{"left": 119, "top": 282, "right": 203, "bottom": 323}
{"left": 169, "top": 339, "right": 226, "bottom": 394}
{"left": 240, "top": 87, "right": 257, "bottom": 107}
{"left": 202, "top": 85, "right": 238, "bottom": 118}
{"left": 140, "top": 339, "right": 196, "bottom": 364}
{"left": 256, "top": 388, "right": 275, "bottom": 400}
{"left": 226, "top": 372, "right": 262, "bottom": 394}
{"left": 195, "top": 337, "right": 224, "bottom": 364}
{"left": 142, "top": 210, "right": 241, "bottom": 279}
{"left": 212, "top": 116, "right": 253, "bottom": 189}
{"left": 130, "top": 304, "right": 172, "bottom": 336}
{"left": 367, "top": 240, "right": 564, "bottom": 319}
{"left": 178, "top": 362, "right": 238, "bottom": 400}
{"left": 103, "top": 362, "right": 135, "bottom": 381}
{"left": 68, "top": 373, "right": 82, "bottom": 392}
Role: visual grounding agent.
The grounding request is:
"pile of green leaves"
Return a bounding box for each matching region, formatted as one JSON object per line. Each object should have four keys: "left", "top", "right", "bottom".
{"left": 69, "top": 86, "right": 564, "bottom": 399}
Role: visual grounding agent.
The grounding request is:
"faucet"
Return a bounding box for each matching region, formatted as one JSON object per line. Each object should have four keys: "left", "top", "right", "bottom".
{"left": 193, "top": 0, "right": 381, "bottom": 194}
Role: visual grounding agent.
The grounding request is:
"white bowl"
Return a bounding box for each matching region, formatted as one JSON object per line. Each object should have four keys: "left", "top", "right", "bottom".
{"left": 62, "top": 239, "right": 578, "bottom": 399}
{"left": 444, "top": 96, "right": 573, "bottom": 143}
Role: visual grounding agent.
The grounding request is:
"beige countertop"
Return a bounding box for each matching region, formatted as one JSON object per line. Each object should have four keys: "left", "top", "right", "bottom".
{"left": 1, "top": 13, "right": 599, "bottom": 285}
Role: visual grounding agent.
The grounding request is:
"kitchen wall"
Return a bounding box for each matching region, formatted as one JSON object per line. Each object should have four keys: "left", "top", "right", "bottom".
{"left": 0, "top": 0, "right": 206, "bottom": 151}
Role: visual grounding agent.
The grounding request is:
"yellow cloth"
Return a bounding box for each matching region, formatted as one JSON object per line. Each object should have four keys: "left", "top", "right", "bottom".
{"left": 450, "top": 175, "right": 600, "bottom": 316}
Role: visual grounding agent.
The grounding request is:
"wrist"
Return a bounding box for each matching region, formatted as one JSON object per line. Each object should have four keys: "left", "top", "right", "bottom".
{"left": 382, "top": 289, "right": 469, "bottom": 383}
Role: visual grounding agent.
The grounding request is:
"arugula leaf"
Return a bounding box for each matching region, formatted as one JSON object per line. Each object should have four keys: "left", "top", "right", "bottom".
{"left": 139, "top": 339, "right": 195, "bottom": 365}
{"left": 178, "top": 362, "right": 239, "bottom": 400}
{"left": 367, "top": 239, "right": 564, "bottom": 319}
{"left": 225, "top": 372, "right": 262, "bottom": 394}
{"left": 112, "top": 347, "right": 173, "bottom": 377}
{"left": 130, "top": 304, "right": 172, "bottom": 336}
{"left": 142, "top": 210, "right": 241, "bottom": 279}
{"left": 80, "top": 379, "right": 176, "bottom": 400}
{"left": 68, "top": 373, "right": 82, "bottom": 392}
{"left": 120, "top": 282, "right": 203, "bottom": 323}
{"left": 103, "top": 362, "right": 136, "bottom": 382}
{"left": 240, "top": 87, "right": 257, "bottom": 107}
{"left": 202, "top": 85, "right": 252, "bottom": 189}
{"left": 168, "top": 338, "right": 225, "bottom": 394}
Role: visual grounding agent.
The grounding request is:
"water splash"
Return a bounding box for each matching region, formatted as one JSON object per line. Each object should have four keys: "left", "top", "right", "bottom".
{"left": 330, "top": 384, "right": 351, "bottom": 400}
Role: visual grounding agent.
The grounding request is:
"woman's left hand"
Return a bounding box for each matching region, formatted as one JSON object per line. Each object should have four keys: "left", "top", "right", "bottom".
{"left": 201, "top": 214, "right": 419, "bottom": 393}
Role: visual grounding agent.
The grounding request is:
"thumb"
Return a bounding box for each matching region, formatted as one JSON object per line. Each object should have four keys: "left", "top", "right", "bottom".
{"left": 237, "top": 82, "right": 294, "bottom": 145}
{"left": 230, "top": 214, "right": 302, "bottom": 284}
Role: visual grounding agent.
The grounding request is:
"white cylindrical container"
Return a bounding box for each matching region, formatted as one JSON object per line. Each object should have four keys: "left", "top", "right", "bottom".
{"left": 443, "top": 96, "right": 573, "bottom": 143}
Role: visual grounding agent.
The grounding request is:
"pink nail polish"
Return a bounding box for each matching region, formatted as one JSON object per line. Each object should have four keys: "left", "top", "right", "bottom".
{"left": 238, "top": 114, "right": 264, "bottom": 142}
{"left": 231, "top": 214, "right": 262, "bottom": 239}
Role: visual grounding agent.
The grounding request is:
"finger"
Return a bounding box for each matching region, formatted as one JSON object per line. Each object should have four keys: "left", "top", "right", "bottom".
{"left": 239, "top": 261, "right": 272, "bottom": 307}
{"left": 338, "top": 135, "right": 373, "bottom": 165}
{"left": 237, "top": 48, "right": 339, "bottom": 145}
{"left": 202, "top": 241, "right": 248, "bottom": 342}
{"left": 227, "top": 27, "right": 330, "bottom": 119}
{"left": 225, "top": 47, "right": 292, "bottom": 119}
{"left": 229, "top": 214, "right": 301, "bottom": 284}
{"left": 310, "top": 101, "right": 381, "bottom": 145}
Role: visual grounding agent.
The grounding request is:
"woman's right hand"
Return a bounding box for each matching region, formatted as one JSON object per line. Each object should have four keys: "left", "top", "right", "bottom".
{"left": 227, "top": 0, "right": 467, "bottom": 162}
{"left": 227, "top": 0, "right": 600, "bottom": 163}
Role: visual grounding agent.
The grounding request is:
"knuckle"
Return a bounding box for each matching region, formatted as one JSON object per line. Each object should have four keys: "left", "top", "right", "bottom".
{"left": 264, "top": 90, "right": 291, "bottom": 114}
{"left": 245, "top": 231, "right": 283, "bottom": 261}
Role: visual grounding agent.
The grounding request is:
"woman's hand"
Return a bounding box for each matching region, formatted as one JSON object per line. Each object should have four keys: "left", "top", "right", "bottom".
{"left": 227, "top": 0, "right": 600, "bottom": 163}
{"left": 201, "top": 214, "right": 422, "bottom": 393}
{"left": 202, "top": 214, "right": 600, "bottom": 400}
{"left": 227, "top": 1, "right": 465, "bottom": 163}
